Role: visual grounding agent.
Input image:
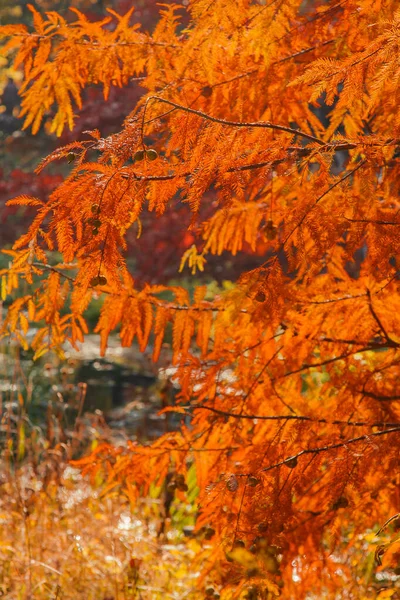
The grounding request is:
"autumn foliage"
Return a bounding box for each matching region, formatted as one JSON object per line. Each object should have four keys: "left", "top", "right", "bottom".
{"left": 1, "top": 1, "right": 400, "bottom": 598}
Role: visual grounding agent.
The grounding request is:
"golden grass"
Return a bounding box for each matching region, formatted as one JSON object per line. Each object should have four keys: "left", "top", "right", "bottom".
{"left": 0, "top": 459, "right": 202, "bottom": 599}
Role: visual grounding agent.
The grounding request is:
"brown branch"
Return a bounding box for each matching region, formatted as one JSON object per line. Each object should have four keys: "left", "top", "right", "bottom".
{"left": 139, "top": 42, "right": 333, "bottom": 99}
{"left": 366, "top": 288, "right": 397, "bottom": 347}
{"left": 149, "top": 298, "right": 249, "bottom": 314}
{"left": 275, "top": 40, "right": 334, "bottom": 64}
{"left": 32, "top": 262, "right": 76, "bottom": 283}
{"left": 376, "top": 512, "right": 400, "bottom": 535}
{"left": 345, "top": 217, "right": 400, "bottom": 226}
{"left": 140, "top": 445, "right": 238, "bottom": 452}
{"left": 31, "top": 262, "right": 249, "bottom": 313}
{"left": 8, "top": 31, "right": 178, "bottom": 49}
{"left": 144, "top": 96, "right": 326, "bottom": 145}
{"left": 262, "top": 427, "right": 400, "bottom": 473}
{"left": 311, "top": 47, "right": 381, "bottom": 86}
{"left": 211, "top": 69, "right": 258, "bottom": 88}
{"left": 357, "top": 390, "right": 400, "bottom": 402}
{"left": 280, "top": 345, "right": 373, "bottom": 378}
{"left": 120, "top": 145, "right": 359, "bottom": 182}
{"left": 281, "top": 160, "right": 367, "bottom": 248}
{"left": 305, "top": 294, "right": 366, "bottom": 305}
{"left": 120, "top": 159, "right": 297, "bottom": 183}
{"left": 240, "top": 347, "right": 282, "bottom": 407}
{"left": 318, "top": 336, "right": 373, "bottom": 346}
{"left": 192, "top": 404, "right": 400, "bottom": 428}
{"left": 274, "top": 0, "right": 348, "bottom": 45}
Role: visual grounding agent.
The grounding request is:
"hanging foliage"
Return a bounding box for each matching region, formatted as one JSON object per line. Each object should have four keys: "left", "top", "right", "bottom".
{"left": 1, "top": 1, "right": 400, "bottom": 598}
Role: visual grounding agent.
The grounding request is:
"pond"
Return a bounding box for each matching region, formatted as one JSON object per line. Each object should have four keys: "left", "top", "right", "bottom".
{"left": 0, "top": 334, "right": 181, "bottom": 448}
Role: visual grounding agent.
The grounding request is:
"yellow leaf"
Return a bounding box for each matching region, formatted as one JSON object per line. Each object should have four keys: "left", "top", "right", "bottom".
{"left": 377, "top": 590, "right": 396, "bottom": 599}
{"left": 227, "top": 547, "right": 257, "bottom": 569}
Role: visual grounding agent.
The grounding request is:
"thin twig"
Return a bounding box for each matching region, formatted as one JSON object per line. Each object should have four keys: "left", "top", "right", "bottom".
{"left": 262, "top": 427, "right": 400, "bottom": 472}
{"left": 143, "top": 96, "right": 325, "bottom": 145}
{"left": 366, "top": 288, "right": 396, "bottom": 347}
{"left": 345, "top": 217, "right": 400, "bottom": 226}
{"left": 192, "top": 404, "right": 400, "bottom": 428}
{"left": 357, "top": 390, "right": 400, "bottom": 402}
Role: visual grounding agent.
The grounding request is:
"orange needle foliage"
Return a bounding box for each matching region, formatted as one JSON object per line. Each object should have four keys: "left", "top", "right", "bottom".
{"left": 1, "top": 1, "right": 400, "bottom": 598}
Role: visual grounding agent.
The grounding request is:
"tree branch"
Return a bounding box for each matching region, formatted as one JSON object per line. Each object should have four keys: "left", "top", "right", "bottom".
{"left": 144, "top": 96, "right": 326, "bottom": 145}
{"left": 366, "top": 288, "right": 397, "bottom": 347}
{"left": 345, "top": 217, "right": 400, "bottom": 226}
{"left": 192, "top": 404, "right": 400, "bottom": 428}
{"left": 262, "top": 427, "right": 400, "bottom": 472}
{"left": 357, "top": 390, "right": 400, "bottom": 402}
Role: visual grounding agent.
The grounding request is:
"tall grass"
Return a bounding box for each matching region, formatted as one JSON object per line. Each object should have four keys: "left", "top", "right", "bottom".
{"left": 0, "top": 348, "right": 202, "bottom": 599}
